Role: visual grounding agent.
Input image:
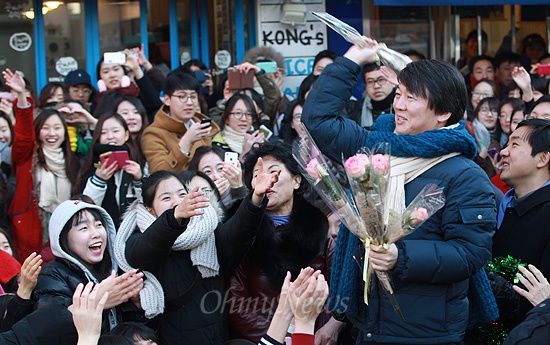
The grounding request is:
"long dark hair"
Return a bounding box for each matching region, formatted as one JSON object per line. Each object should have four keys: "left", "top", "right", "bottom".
{"left": 77, "top": 113, "right": 142, "bottom": 190}
{"left": 59, "top": 208, "right": 112, "bottom": 280}
{"left": 34, "top": 109, "right": 81, "bottom": 187}
{"left": 37, "top": 82, "right": 68, "bottom": 109}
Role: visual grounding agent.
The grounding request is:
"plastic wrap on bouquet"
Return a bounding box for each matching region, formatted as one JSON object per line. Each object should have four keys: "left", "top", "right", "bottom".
{"left": 311, "top": 11, "right": 412, "bottom": 72}
{"left": 344, "top": 146, "right": 446, "bottom": 319}
{"left": 343, "top": 144, "right": 401, "bottom": 315}
{"left": 291, "top": 127, "right": 368, "bottom": 241}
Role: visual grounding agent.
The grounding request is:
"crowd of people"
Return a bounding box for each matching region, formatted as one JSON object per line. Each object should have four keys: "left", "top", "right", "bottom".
{"left": 0, "top": 30, "right": 549, "bottom": 345}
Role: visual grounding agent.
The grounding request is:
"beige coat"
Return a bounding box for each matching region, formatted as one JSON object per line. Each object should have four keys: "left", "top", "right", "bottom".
{"left": 141, "top": 105, "right": 219, "bottom": 173}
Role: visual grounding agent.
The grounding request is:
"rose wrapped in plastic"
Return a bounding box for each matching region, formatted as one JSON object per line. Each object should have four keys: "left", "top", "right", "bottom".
{"left": 292, "top": 127, "right": 368, "bottom": 241}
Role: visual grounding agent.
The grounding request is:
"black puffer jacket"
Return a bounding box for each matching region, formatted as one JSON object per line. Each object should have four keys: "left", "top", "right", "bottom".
{"left": 125, "top": 193, "right": 267, "bottom": 345}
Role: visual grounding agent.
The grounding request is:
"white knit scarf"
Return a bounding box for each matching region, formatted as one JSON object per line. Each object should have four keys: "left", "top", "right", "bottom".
{"left": 114, "top": 201, "right": 220, "bottom": 318}
{"left": 37, "top": 146, "right": 71, "bottom": 214}
{"left": 384, "top": 153, "right": 459, "bottom": 222}
{"left": 222, "top": 125, "right": 245, "bottom": 154}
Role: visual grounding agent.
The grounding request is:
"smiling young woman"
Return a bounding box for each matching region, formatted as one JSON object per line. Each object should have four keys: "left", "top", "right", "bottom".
{"left": 3, "top": 68, "right": 81, "bottom": 260}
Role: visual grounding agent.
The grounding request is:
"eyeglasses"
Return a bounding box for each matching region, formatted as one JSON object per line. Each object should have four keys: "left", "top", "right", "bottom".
{"left": 472, "top": 91, "right": 493, "bottom": 98}
{"left": 365, "top": 77, "right": 388, "bottom": 87}
{"left": 230, "top": 111, "right": 253, "bottom": 120}
{"left": 171, "top": 93, "right": 198, "bottom": 103}
{"left": 69, "top": 87, "right": 92, "bottom": 96}
{"left": 526, "top": 113, "right": 550, "bottom": 120}
{"left": 479, "top": 107, "right": 498, "bottom": 115}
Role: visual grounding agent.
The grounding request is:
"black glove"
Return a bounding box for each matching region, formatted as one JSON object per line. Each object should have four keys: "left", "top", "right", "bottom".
{"left": 488, "top": 271, "right": 519, "bottom": 314}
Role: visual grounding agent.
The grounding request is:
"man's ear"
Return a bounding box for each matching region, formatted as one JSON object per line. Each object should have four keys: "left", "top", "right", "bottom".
{"left": 536, "top": 151, "right": 550, "bottom": 169}
{"left": 293, "top": 174, "right": 302, "bottom": 189}
{"left": 163, "top": 93, "right": 171, "bottom": 107}
{"left": 436, "top": 112, "right": 452, "bottom": 125}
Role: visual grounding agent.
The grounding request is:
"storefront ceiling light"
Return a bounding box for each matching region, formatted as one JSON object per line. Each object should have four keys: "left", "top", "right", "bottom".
{"left": 44, "top": 1, "right": 64, "bottom": 10}
{"left": 22, "top": 7, "right": 50, "bottom": 20}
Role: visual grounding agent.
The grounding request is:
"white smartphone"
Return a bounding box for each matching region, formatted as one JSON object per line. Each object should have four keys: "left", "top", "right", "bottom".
{"left": 224, "top": 152, "right": 239, "bottom": 165}
{"left": 259, "top": 124, "right": 273, "bottom": 141}
{"left": 104, "top": 52, "right": 126, "bottom": 64}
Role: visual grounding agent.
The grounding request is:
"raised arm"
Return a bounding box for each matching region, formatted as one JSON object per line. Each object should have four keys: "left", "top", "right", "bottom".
{"left": 301, "top": 43, "right": 378, "bottom": 161}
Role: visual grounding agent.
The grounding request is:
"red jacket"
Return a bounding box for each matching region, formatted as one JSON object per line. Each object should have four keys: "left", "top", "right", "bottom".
{"left": 9, "top": 99, "right": 43, "bottom": 261}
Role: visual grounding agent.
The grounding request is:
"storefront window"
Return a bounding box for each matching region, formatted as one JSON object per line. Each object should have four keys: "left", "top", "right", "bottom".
{"left": 212, "top": 0, "right": 235, "bottom": 68}
{"left": 372, "top": 6, "right": 430, "bottom": 59}
{"left": 1, "top": 1, "right": 36, "bottom": 89}
{"left": 98, "top": 0, "right": 141, "bottom": 53}
{"left": 177, "top": 0, "right": 192, "bottom": 67}
{"left": 42, "top": 1, "right": 86, "bottom": 82}
{"left": 146, "top": 0, "right": 170, "bottom": 66}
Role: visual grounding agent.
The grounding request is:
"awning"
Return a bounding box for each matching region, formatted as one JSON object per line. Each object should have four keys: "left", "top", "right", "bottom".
{"left": 374, "top": 0, "right": 549, "bottom": 5}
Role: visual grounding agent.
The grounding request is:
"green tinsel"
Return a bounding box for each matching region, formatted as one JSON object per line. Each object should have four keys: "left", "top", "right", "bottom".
{"left": 473, "top": 256, "right": 526, "bottom": 345}
{"left": 486, "top": 255, "right": 526, "bottom": 284}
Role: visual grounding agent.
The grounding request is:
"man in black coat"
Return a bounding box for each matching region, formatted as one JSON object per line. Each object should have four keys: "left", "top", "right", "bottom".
{"left": 493, "top": 118, "right": 550, "bottom": 327}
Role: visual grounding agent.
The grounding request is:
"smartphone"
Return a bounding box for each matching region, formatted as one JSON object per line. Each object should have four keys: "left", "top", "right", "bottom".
{"left": 537, "top": 63, "right": 550, "bottom": 75}
{"left": 487, "top": 147, "right": 501, "bottom": 162}
{"left": 99, "top": 151, "right": 130, "bottom": 170}
{"left": 256, "top": 61, "right": 278, "bottom": 74}
{"left": 224, "top": 152, "right": 239, "bottom": 165}
{"left": 104, "top": 52, "right": 126, "bottom": 65}
{"left": 227, "top": 68, "right": 241, "bottom": 91}
{"left": 194, "top": 70, "right": 209, "bottom": 94}
{"left": 201, "top": 117, "right": 212, "bottom": 126}
{"left": 259, "top": 124, "right": 273, "bottom": 141}
{"left": 227, "top": 67, "right": 254, "bottom": 91}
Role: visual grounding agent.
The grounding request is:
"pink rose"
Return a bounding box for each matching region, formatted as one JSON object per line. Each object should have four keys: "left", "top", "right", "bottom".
{"left": 411, "top": 207, "right": 430, "bottom": 226}
{"left": 371, "top": 154, "right": 388, "bottom": 175}
{"left": 345, "top": 154, "right": 369, "bottom": 178}
{"left": 306, "top": 158, "right": 321, "bottom": 179}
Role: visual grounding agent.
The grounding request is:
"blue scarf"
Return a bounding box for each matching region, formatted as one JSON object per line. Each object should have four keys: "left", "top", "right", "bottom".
{"left": 365, "top": 114, "right": 478, "bottom": 159}
{"left": 328, "top": 114, "right": 498, "bottom": 327}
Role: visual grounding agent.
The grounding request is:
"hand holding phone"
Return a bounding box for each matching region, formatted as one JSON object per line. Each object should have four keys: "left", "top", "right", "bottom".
{"left": 98, "top": 151, "right": 130, "bottom": 170}
{"left": 258, "top": 125, "right": 273, "bottom": 141}
{"left": 224, "top": 152, "right": 239, "bottom": 166}
{"left": 487, "top": 147, "right": 502, "bottom": 162}
{"left": 201, "top": 117, "right": 212, "bottom": 126}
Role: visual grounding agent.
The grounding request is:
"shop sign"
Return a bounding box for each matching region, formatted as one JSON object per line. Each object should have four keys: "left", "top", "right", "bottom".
{"left": 9, "top": 33, "right": 32, "bottom": 52}
{"left": 55, "top": 57, "right": 78, "bottom": 76}
{"left": 214, "top": 50, "right": 232, "bottom": 69}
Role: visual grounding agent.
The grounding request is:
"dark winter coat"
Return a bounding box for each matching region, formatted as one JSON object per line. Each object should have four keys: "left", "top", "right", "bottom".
{"left": 227, "top": 196, "right": 334, "bottom": 343}
{"left": 302, "top": 56, "right": 496, "bottom": 344}
{"left": 493, "top": 184, "right": 550, "bottom": 327}
{"left": 125, "top": 193, "right": 266, "bottom": 345}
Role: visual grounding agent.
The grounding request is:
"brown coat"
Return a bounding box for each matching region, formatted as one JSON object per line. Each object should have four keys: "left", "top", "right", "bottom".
{"left": 141, "top": 105, "right": 219, "bottom": 173}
